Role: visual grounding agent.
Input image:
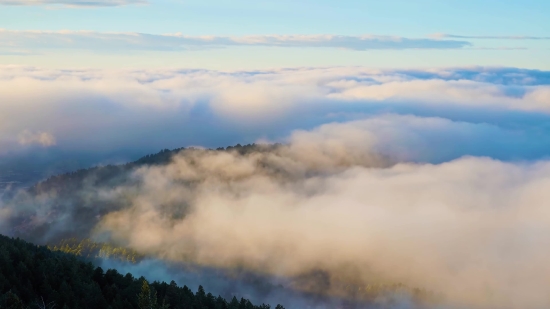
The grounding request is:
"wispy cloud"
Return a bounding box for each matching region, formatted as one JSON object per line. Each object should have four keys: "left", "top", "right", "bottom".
{"left": 431, "top": 33, "right": 550, "bottom": 40}
{"left": 0, "top": 49, "right": 35, "bottom": 55}
{"left": 17, "top": 130, "right": 56, "bottom": 147}
{"left": 0, "top": 30, "right": 471, "bottom": 51}
{"left": 467, "top": 47, "right": 528, "bottom": 50}
{"left": 0, "top": 0, "right": 145, "bottom": 7}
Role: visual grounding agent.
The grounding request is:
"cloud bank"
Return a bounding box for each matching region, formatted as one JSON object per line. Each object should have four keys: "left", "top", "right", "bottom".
{"left": 0, "top": 65, "right": 549, "bottom": 162}
{"left": 1, "top": 66, "right": 550, "bottom": 308}
{"left": 3, "top": 118, "right": 548, "bottom": 308}
{"left": 94, "top": 147, "right": 550, "bottom": 309}
{"left": 0, "top": 30, "right": 470, "bottom": 52}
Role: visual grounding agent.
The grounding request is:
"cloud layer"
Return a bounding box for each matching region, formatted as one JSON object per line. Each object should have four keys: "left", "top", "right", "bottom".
{"left": 1, "top": 66, "right": 550, "bottom": 308}
{"left": 1, "top": 66, "right": 549, "bottom": 162}
{"left": 95, "top": 147, "right": 550, "bottom": 309}
{"left": 0, "top": 30, "right": 470, "bottom": 52}
{"left": 2, "top": 114, "right": 550, "bottom": 308}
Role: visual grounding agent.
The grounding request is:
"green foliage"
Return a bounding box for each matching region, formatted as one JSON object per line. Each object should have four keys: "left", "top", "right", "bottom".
{"left": 0, "top": 234, "right": 283, "bottom": 309}
{"left": 2, "top": 291, "right": 25, "bottom": 309}
{"left": 138, "top": 280, "right": 152, "bottom": 309}
{"left": 48, "top": 238, "right": 142, "bottom": 263}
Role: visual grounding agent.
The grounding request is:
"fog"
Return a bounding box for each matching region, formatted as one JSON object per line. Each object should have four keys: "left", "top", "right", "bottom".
{"left": 87, "top": 121, "right": 550, "bottom": 309}
{"left": 1, "top": 66, "right": 550, "bottom": 308}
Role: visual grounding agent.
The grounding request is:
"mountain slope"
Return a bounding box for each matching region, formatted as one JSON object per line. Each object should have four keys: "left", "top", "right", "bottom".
{"left": 0, "top": 233, "right": 281, "bottom": 309}
{"left": 2, "top": 144, "right": 267, "bottom": 243}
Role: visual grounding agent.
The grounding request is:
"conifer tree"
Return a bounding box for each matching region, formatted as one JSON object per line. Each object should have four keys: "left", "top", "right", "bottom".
{"left": 138, "top": 280, "right": 152, "bottom": 309}
{"left": 4, "top": 291, "right": 25, "bottom": 309}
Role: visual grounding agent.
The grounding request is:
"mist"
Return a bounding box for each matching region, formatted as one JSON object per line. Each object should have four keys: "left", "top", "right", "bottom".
{"left": 1, "top": 112, "right": 550, "bottom": 308}
{"left": 82, "top": 120, "right": 549, "bottom": 309}
{"left": 3, "top": 1, "right": 550, "bottom": 308}
{"left": 99, "top": 258, "right": 406, "bottom": 309}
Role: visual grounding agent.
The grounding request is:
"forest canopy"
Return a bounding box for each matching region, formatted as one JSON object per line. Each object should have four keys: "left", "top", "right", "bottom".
{"left": 0, "top": 234, "right": 284, "bottom": 309}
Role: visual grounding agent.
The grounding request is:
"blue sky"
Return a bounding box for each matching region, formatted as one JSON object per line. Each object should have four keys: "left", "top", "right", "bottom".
{"left": 2, "top": 0, "right": 549, "bottom": 36}
{"left": 1, "top": 0, "right": 549, "bottom": 69}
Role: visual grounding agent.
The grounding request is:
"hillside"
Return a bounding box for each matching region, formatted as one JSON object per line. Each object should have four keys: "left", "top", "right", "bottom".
{"left": 0, "top": 143, "right": 429, "bottom": 308}
{"left": 3, "top": 143, "right": 269, "bottom": 243}
{"left": 0, "top": 233, "right": 283, "bottom": 309}
{"left": 30, "top": 144, "right": 264, "bottom": 196}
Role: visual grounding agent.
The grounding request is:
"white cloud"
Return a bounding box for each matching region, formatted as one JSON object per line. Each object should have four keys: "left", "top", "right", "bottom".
{"left": 431, "top": 33, "right": 550, "bottom": 40}
{"left": 0, "top": 0, "right": 145, "bottom": 7}
{"left": 326, "top": 78, "right": 550, "bottom": 111}
{"left": 4, "top": 113, "right": 550, "bottom": 307}
{"left": 1, "top": 84, "right": 550, "bottom": 307}
{"left": 0, "top": 66, "right": 549, "bottom": 160}
{"left": 17, "top": 130, "right": 56, "bottom": 147}
{"left": 0, "top": 30, "right": 470, "bottom": 51}
{"left": 95, "top": 142, "right": 550, "bottom": 309}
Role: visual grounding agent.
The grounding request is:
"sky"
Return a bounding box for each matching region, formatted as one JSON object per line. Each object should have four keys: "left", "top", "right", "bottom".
{"left": 0, "top": 0, "right": 550, "bottom": 69}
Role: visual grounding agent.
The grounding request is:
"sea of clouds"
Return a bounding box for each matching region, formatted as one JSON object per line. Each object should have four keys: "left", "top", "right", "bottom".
{"left": 1, "top": 65, "right": 549, "bottom": 160}
{"left": 1, "top": 65, "right": 550, "bottom": 308}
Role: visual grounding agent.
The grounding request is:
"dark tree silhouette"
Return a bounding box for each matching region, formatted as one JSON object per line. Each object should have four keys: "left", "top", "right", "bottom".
{"left": 0, "top": 234, "right": 284, "bottom": 309}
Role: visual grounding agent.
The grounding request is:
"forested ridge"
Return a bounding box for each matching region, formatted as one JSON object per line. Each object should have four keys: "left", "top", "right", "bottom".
{"left": 48, "top": 238, "right": 143, "bottom": 264}
{"left": 5, "top": 143, "right": 270, "bottom": 244}
{"left": 0, "top": 234, "right": 285, "bottom": 309}
{"left": 1, "top": 143, "right": 433, "bottom": 308}
{"left": 29, "top": 144, "right": 268, "bottom": 196}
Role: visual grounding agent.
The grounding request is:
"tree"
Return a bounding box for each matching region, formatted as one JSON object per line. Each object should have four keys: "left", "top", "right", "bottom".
{"left": 3, "top": 291, "right": 25, "bottom": 309}
{"left": 138, "top": 280, "right": 152, "bottom": 309}
{"left": 228, "top": 296, "right": 239, "bottom": 309}
{"left": 34, "top": 297, "right": 56, "bottom": 309}
{"left": 0, "top": 234, "right": 281, "bottom": 309}
{"left": 157, "top": 297, "right": 170, "bottom": 309}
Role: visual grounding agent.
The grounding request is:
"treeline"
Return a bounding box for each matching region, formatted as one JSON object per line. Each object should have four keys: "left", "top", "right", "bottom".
{"left": 0, "top": 234, "right": 285, "bottom": 309}
{"left": 30, "top": 143, "right": 272, "bottom": 195}
{"left": 48, "top": 238, "right": 143, "bottom": 264}
{"left": 8, "top": 143, "right": 274, "bottom": 244}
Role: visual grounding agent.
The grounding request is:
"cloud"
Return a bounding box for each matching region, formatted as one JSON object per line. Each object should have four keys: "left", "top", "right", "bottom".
{"left": 87, "top": 134, "right": 550, "bottom": 309}
{"left": 0, "top": 66, "right": 549, "bottom": 164}
{"left": 431, "top": 33, "right": 550, "bottom": 40}
{"left": 467, "top": 47, "right": 528, "bottom": 50}
{"left": 2, "top": 111, "right": 550, "bottom": 308}
{"left": 287, "top": 115, "right": 550, "bottom": 163}
{"left": 0, "top": 49, "right": 35, "bottom": 56}
{"left": 0, "top": 30, "right": 471, "bottom": 51}
{"left": 17, "top": 130, "right": 56, "bottom": 146}
{"left": 3, "top": 114, "right": 550, "bottom": 308}
{"left": 0, "top": 0, "right": 145, "bottom": 7}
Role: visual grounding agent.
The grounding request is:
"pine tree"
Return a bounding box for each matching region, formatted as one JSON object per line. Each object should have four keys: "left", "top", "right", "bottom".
{"left": 138, "top": 279, "right": 152, "bottom": 309}
{"left": 158, "top": 297, "right": 170, "bottom": 309}
{"left": 229, "top": 296, "right": 240, "bottom": 309}
{"left": 4, "top": 291, "right": 25, "bottom": 309}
